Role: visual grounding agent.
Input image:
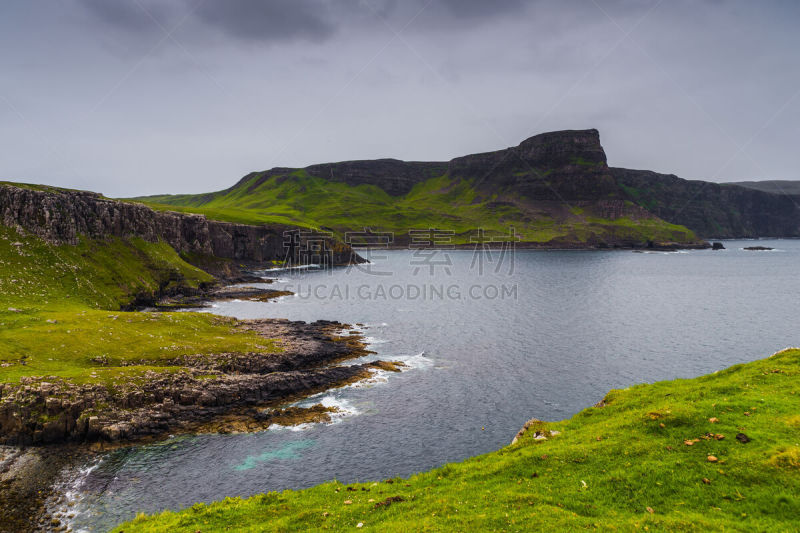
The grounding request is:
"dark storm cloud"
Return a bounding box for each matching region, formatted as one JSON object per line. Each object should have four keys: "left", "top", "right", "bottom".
{"left": 75, "top": 0, "right": 175, "bottom": 33}
{"left": 193, "top": 0, "right": 338, "bottom": 43}
{"left": 74, "top": 0, "right": 532, "bottom": 45}
{"left": 437, "top": 0, "right": 526, "bottom": 19}
{"left": 75, "top": 0, "right": 342, "bottom": 44}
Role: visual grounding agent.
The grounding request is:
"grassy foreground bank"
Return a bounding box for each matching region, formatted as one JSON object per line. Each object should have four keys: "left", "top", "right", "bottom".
{"left": 119, "top": 348, "right": 799, "bottom": 531}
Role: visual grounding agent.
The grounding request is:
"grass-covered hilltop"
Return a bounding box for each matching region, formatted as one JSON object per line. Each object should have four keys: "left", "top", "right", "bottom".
{"left": 134, "top": 128, "right": 800, "bottom": 246}
{"left": 120, "top": 347, "right": 800, "bottom": 532}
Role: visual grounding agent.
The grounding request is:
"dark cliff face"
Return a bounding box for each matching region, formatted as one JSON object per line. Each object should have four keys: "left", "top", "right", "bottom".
{"left": 448, "top": 129, "right": 622, "bottom": 202}
{"left": 611, "top": 168, "right": 800, "bottom": 238}
{"left": 0, "top": 184, "right": 358, "bottom": 265}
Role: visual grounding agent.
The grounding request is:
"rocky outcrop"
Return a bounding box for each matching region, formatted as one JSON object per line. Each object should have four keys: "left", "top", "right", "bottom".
{"left": 0, "top": 320, "right": 391, "bottom": 445}
{"left": 510, "top": 418, "right": 560, "bottom": 445}
{"left": 0, "top": 184, "right": 360, "bottom": 265}
{"left": 449, "top": 129, "right": 622, "bottom": 202}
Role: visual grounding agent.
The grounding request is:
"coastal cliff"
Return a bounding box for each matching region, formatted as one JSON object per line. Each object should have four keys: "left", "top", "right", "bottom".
{"left": 0, "top": 183, "right": 359, "bottom": 267}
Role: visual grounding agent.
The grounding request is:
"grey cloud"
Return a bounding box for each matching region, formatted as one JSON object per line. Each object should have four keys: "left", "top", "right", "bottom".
{"left": 75, "top": 0, "right": 175, "bottom": 32}
{"left": 437, "top": 0, "right": 526, "bottom": 19}
{"left": 74, "top": 0, "right": 535, "bottom": 46}
{"left": 193, "top": 0, "right": 338, "bottom": 43}
{"left": 75, "top": 0, "right": 342, "bottom": 44}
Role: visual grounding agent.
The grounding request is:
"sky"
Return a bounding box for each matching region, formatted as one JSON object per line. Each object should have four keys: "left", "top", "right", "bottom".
{"left": 1, "top": 0, "right": 799, "bottom": 197}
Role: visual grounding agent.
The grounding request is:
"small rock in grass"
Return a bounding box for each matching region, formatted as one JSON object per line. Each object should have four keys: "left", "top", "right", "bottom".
{"left": 374, "top": 497, "right": 405, "bottom": 508}
{"left": 707, "top": 455, "right": 718, "bottom": 462}
{"left": 736, "top": 433, "right": 751, "bottom": 443}
{"left": 646, "top": 506, "right": 654, "bottom": 514}
{"left": 702, "top": 478, "right": 711, "bottom": 484}
{"left": 708, "top": 417, "right": 719, "bottom": 423}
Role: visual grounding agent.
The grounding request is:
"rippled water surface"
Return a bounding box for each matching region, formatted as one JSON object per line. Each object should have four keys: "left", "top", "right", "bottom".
{"left": 66, "top": 241, "right": 800, "bottom": 531}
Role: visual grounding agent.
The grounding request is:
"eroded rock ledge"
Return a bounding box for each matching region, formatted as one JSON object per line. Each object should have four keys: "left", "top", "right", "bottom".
{"left": 0, "top": 319, "right": 389, "bottom": 445}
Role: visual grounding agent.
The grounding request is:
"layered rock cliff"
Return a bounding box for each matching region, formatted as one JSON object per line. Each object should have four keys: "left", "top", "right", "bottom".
{"left": 611, "top": 168, "right": 800, "bottom": 238}
{"left": 0, "top": 184, "right": 359, "bottom": 266}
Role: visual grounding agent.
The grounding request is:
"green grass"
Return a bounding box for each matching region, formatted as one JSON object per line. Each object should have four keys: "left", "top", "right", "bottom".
{"left": 0, "top": 224, "right": 277, "bottom": 387}
{"left": 0, "top": 224, "right": 213, "bottom": 311}
{"left": 0, "top": 310, "right": 274, "bottom": 384}
{"left": 132, "top": 171, "right": 699, "bottom": 245}
{"left": 118, "top": 347, "right": 800, "bottom": 531}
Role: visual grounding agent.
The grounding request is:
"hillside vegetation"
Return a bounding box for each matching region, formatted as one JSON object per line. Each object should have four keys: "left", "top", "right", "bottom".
{"left": 137, "top": 170, "right": 698, "bottom": 246}
{"left": 119, "top": 347, "right": 800, "bottom": 531}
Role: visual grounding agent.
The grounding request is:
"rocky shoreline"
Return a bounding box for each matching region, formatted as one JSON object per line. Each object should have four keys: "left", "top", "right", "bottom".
{"left": 152, "top": 284, "right": 295, "bottom": 309}
{"left": 0, "top": 314, "right": 403, "bottom": 531}
{"left": 0, "top": 319, "right": 390, "bottom": 446}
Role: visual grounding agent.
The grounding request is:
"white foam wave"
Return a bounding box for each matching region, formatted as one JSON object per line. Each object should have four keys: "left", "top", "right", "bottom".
{"left": 280, "top": 395, "right": 362, "bottom": 428}
{"left": 271, "top": 422, "right": 314, "bottom": 432}
{"left": 50, "top": 457, "right": 104, "bottom": 533}
{"left": 398, "top": 351, "right": 434, "bottom": 370}
{"left": 319, "top": 395, "right": 359, "bottom": 422}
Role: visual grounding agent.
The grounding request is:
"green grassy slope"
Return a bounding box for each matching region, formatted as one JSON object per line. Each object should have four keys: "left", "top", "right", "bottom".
{"left": 0, "top": 224, "right": 274, "bottom": 387}
{"left": 119, "top": 347, "right": 800, "bottom": 532}
{"left": 135, "top": 170, "right": 698, "bottom": 245}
